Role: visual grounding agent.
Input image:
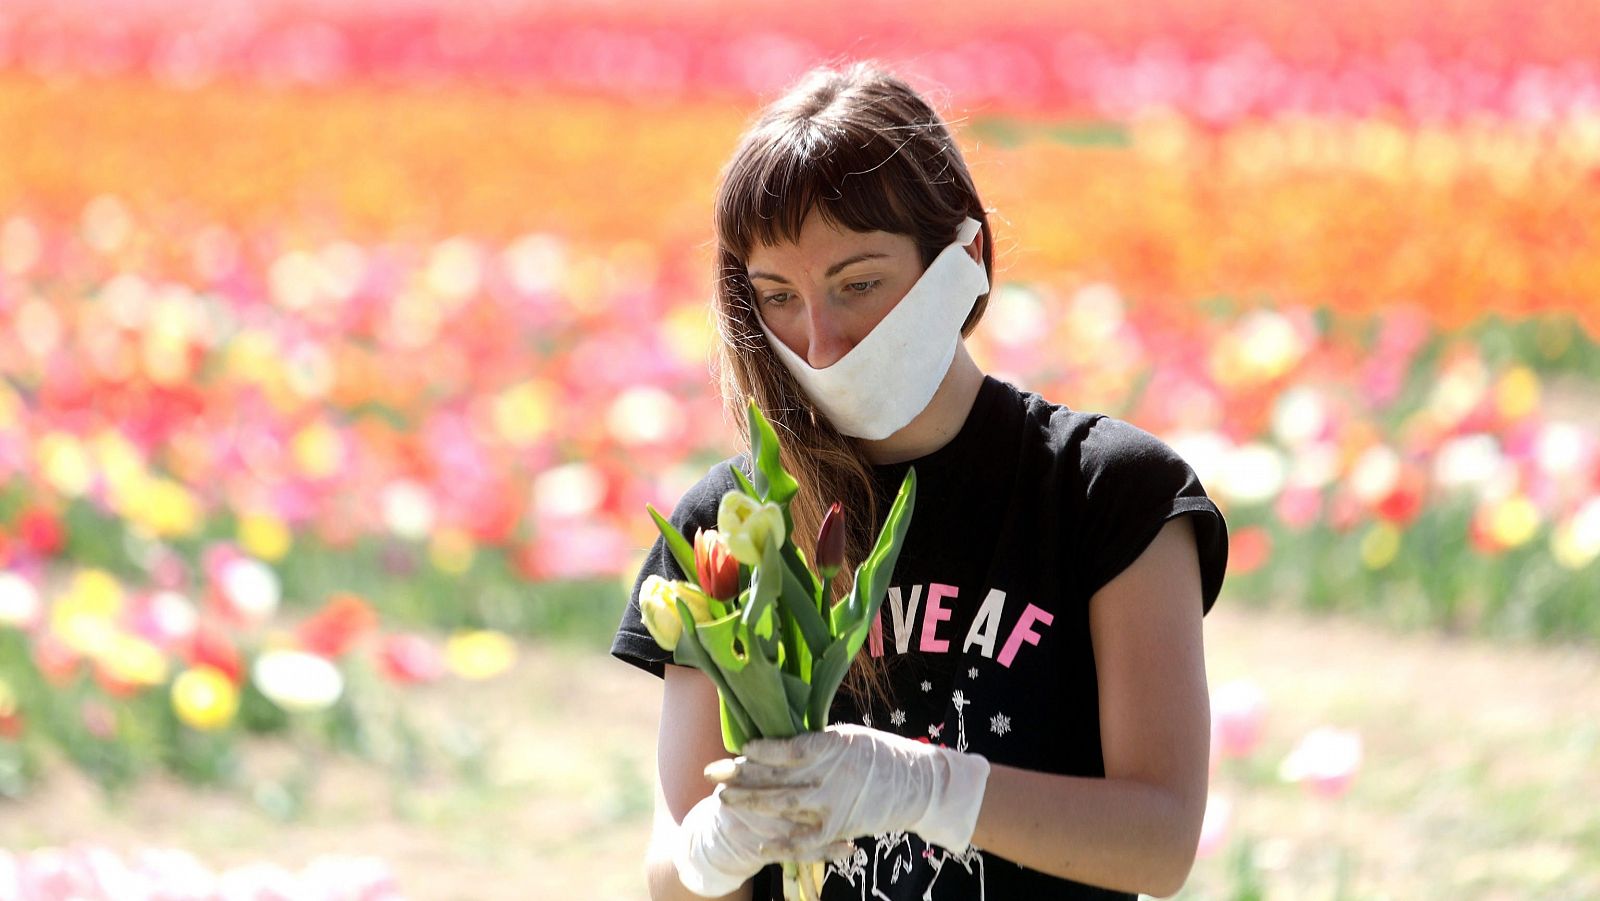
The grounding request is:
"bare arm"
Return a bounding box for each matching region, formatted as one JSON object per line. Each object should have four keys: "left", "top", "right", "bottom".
{"left": 968, "top": 516, "right": 1211, "bottom": 897}
{"left": 646, "top": 665, "right": 754, "bottom": 901}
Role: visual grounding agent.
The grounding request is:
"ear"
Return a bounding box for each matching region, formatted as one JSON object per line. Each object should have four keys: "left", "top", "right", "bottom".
{"left": 964, "top": 226, "right": 984, "bottom": 266}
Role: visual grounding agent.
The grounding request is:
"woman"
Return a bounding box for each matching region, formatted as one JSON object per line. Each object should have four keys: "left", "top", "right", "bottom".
{"left": 611, "top": 61, "right": 1229, "bottom": 900}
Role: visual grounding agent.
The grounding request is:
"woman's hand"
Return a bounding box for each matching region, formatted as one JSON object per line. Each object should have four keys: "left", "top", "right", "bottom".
{"left": 711, "top": 724, "right": 992, "bottom": 853}
{"left": 674, "top": 782, "right": 853, "bottom": 897}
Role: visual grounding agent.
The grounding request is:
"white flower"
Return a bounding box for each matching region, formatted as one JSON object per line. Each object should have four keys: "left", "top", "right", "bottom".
{"left": 889, "top": 709, "right": 907, "bottom": 727}
{"left": 0, "top": 572, "right": 41, "bottom": 628}
{"left": 220, "top": 558, "right": 279, "bottom": 623}
{"left": 1219, "top": 442, "right": 1288, "bottom": 505}
{"left": 990, "top": 713, "right": 1012, "bottom": 737}
{"left": 381, "top": 480, "right": 436, "bottom": 539}
{"left": 716, "top": 492, "right": 786, "bottom": 566}
{"left": 253, "top": 650, "right": 344, "bottom": 713}
{"left": 1349, "top": 445, "right": 1401, "bottom": 505}
{"left": 1279, "top": 727, "right": 1362, "bottom": 798}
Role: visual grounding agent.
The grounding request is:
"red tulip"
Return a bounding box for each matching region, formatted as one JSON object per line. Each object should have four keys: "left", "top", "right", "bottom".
{"left": 33, "top": 633, "right": 81, "bottom": 686}
{"left": 693, "top": 528, "right": 739, "bottom": 602}
{"left": 17, "top": 506, "right": 65, "bottom": 558}
{"left": 186, "top": 623, "right": 243, "bottom": 685}
{"left": 1227, "top": 527, "right": 1271, "bottom": 576}
{"left": 815, "top": 502, "right": 845, "bottom": 581}
{"left": 296, "top": 592, "right": 378, "bottom": 658}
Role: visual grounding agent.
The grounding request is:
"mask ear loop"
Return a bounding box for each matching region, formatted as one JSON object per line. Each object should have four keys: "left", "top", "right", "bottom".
{"left": 955, "top": 217, "right": 982, "bottom": 246}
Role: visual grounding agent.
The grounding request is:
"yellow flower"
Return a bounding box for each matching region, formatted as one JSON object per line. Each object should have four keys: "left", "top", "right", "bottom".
{"left": 171, "top": 666, "right": 239, "bottom": 731}
{"left": 239, "top": 510, "right": 292, "bottom": 561}
{"left": 100, "top": 634, "right": 170, "bottom": 688}
{"left": 717, "top": 492, "right": 786, "bottom": 566}
{"left": 639, "top": 575, "right": 713, "bottom": 653}
{"left": 444, "top": 630, "right": 516, "bottom": 680}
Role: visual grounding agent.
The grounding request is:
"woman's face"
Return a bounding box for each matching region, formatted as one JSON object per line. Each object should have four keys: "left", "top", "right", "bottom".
{"left": 745, "top": 209, "right": 924, "bottom": 369}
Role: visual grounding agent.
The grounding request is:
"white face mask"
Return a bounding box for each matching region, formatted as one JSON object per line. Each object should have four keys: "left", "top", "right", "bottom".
{"left": 756, "top": 217, "right": 988, "bottom": 440}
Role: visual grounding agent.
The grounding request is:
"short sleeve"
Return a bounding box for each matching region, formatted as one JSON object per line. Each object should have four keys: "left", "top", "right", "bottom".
{"left": 1074, "top": 416, "right": 1229, "bottom": 613}
{"left": 610, "top": 458, "right": 742, "bottom": 678}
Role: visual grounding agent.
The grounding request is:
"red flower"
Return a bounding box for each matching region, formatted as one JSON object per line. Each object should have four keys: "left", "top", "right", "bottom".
{"left": 17, "top": 506, "right": 65, "bottom": 558}
{"left": 34, "top": 633, "right": 81, "bottom": 686}
{"left": 1227, "top": 527, "right": 1272, "bottom": 576}
{"left": 693, "top": 528, "right": 739, "bottom": 602}
{"left": 186, "top": 623, "right": 243, "bottom": 685}
{"left": 296, "top": 592, "right": 378, "bottom": 658}
{"left": 376, "top": 633, "right": 445, "bottom": 685}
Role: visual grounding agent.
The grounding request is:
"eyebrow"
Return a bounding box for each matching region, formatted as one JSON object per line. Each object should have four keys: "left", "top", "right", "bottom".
{"left": 747, "top": 252, "right": 892, "bottom": 285}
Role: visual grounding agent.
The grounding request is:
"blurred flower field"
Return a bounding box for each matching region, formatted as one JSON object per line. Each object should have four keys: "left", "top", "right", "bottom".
{"left": 2, "top": 0, "right": 1599, "bottom": 897}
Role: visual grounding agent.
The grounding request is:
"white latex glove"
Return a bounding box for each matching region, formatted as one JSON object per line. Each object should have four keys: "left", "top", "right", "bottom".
{"left": 713, "top": 724, "right": 992, "bottom": 853}
{"left": 674, "top": 784, "right": 855, "bottom": 898}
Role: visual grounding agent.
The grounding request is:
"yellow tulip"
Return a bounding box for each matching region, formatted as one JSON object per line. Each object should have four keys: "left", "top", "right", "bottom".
{"left": 716, "top": 492, "right": 786, "bottom": 566}
{"left": 171, "top": 666, "right": 239, "bottom": 731}
{"left": 444, "top": 630, "right": 516, "bottom": 680}
{"left": 639, "top": 575, "right": 713, "bottom": 653}
{"left": 100, "top": 634, "right": 170, "bottom": 688}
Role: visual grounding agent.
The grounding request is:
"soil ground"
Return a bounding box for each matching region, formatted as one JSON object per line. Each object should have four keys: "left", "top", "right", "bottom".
{"left": 4, "top": 602, "right": 1598, "bottom": 899}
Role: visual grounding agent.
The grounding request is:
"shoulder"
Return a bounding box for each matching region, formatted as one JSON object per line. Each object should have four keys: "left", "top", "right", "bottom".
{"left": 665, "top": 454, "right": 747, "bottom": 533}
{"left": 1009, "top": 385, "right": 1189, "bottom": 488}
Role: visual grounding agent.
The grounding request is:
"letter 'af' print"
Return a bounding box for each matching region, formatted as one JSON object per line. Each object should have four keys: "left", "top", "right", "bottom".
{"left": 819, "top": 691, "right": 989, "bottom": 899}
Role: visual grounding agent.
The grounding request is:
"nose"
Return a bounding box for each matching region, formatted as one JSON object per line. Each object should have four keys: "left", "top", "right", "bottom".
{"left": 802, "top": 301, "right": 854, "bottom": 369}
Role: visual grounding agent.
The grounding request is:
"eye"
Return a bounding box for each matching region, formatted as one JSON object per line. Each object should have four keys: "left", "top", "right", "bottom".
{"left": 843, "top": 279, "right": 880, "bottom": 295}
{"left": 759, "top": 292, "right": 793, "bottom": 308}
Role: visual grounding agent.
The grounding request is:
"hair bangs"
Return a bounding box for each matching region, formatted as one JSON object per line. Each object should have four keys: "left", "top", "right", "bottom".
{"left": 716, "top": 118, "right": 922, "bottom": 265}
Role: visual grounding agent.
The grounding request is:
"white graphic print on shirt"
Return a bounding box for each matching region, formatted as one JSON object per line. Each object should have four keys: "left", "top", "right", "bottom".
{"left": 817, "top": 580, "right": 1057, "bottom": 900}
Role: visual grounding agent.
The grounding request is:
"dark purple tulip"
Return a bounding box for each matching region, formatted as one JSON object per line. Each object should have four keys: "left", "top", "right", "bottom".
{"left": 816, "top": 502, "right": 845, "bottom": 581}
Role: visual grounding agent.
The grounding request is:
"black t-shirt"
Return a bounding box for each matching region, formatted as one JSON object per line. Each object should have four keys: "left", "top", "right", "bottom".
{"left": 611, "top": 376, "right": 1229, "bottom": 900}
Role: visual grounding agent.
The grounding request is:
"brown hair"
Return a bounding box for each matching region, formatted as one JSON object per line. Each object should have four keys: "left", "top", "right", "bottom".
{"left": 710, "top": 61, "right": 994, "bottom": 714}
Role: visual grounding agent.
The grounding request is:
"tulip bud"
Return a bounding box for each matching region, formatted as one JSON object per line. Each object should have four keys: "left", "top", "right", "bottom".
{"left": 694, "top": 529, "right": 739, "bottom": 602}
{"left": 816, "top": 502, "right": 845, "bottom": 581}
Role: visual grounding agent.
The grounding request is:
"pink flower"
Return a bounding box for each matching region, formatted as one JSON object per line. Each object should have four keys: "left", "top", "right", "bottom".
{"left": 1196, "top": 794, "right": 1233, "bottom": 859}
{"left": 1211, "top": 680, "right": 1266, "bottom": 759}
{"left": 377, "top": 634, "right": 445, "bottom": 685}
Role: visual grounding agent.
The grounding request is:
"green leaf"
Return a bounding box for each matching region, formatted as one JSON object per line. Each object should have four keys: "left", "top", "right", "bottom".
{"left": 776, "top": 552, "right": 829, "bottom": 661}
{"left": 718, "top": 697, "right": 749, "bottom": 753}
{"left": 697, "top": 609, "right": 796, "bottom": 739}
{"left": 743, "top": 540, "right": 784, "bottom": 663}
{"left": 747, "top": 401, "right": 799, "bottom": 507}
{"left": 730, "top": 465, "right": 760, "bottom": 501}
{"left": 647, "top": 504, "right": 699, "bottom": 584}
{"left": 832, "top": 467, "right": 916, "bottom": 654}
{"left": 781, "top": 542, "right": 822, "bottom": 608}
{"left": 671, "top": 604, "right": 756, "bottom": 752}
{"left": 805, "top": 637, "right": 855, "bottom": 731}
{"left": 694, "top": 608, "right": 751, "bottom": 674}
{"left": 781, "top": 673, "right": 811, "bottom": 733}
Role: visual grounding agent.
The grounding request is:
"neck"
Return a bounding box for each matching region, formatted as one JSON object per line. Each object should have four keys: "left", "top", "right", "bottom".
{"left": 858, "top": 345, "right": 986, "bottom": 465}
